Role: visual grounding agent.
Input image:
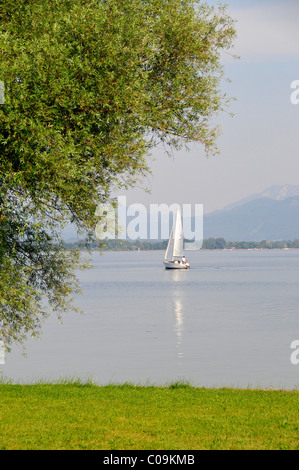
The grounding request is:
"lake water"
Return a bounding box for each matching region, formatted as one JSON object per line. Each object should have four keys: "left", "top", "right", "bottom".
{"left": 2, "top": 250, "right": 299, "bottom": 389}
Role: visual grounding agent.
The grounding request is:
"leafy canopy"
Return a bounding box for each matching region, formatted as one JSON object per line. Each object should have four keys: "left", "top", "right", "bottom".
{"left": 0, "top": 0, "right": 236, "bottom": 348}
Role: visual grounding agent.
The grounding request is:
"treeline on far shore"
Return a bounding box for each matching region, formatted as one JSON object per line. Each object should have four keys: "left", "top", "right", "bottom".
{"left": 63, "top": 238, "right": 299, "bottom": 251}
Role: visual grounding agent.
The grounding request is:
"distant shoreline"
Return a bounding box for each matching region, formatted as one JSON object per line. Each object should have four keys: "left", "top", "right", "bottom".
{"left": 95, "top": 248, "right": 299, "bottom": 253}
{"left": 91, "top": 247, "right": 299, "bottom": 252}
{"left": 63, "top": 237, "right": 299, "bottom": 252}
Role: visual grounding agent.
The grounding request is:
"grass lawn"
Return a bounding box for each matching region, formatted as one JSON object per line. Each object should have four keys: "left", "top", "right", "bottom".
{"left": 0, "top": 381, "right": 298, "bottom": 450}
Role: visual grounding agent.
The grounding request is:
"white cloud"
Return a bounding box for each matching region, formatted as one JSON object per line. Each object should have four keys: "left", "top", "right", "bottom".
{"left": 229, "top": 2, "right": 299, "bottom": 62}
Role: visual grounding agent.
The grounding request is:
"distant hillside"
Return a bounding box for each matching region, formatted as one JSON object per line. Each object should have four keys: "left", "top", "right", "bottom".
{"left": 204, "top": 195, "right": 299, "bottom": 242}
{"left": 222, "top": 184, "right": 299, "bottom": 211}
{"left": 61, "top": 185, "right": 299, "bottom": 243}
{"left": 223, "top": 184, "right": 299, "bottom": 210}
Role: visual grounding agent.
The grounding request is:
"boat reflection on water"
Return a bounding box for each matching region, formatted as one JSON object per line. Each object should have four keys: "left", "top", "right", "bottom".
{"left": 173, "top": 298, "right": 184, "bottom": 364}
{"left": 168, "top": 269, "right": 186, "bottom": 365}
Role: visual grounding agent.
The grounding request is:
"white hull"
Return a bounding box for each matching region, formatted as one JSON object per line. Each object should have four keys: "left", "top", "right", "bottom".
{"left": 163, "top": 260, "right": 190, "bottom": 269}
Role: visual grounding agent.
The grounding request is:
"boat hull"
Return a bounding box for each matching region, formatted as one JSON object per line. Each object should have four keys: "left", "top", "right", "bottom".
{"left": 163, "top": 260, "right": 190, "bottom": 269}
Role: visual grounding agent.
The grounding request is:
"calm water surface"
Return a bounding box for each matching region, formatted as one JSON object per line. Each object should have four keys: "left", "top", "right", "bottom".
{"left": 2, "top": 250, "right": 299, "bottom": 389}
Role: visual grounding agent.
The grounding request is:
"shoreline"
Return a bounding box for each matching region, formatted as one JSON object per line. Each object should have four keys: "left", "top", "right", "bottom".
{"left": 88, "top": 247, "right": 299, "bottom": 253}
{"left": 65, "top": 247, "right": 299, "bottom": 252}
{"left": 1, "top": 377, "right": 298, "bottom": 392}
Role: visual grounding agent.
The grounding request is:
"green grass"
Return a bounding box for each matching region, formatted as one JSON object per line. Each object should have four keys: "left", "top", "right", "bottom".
{"left": 0, "top": 381, "right": 298, "bottom": 450}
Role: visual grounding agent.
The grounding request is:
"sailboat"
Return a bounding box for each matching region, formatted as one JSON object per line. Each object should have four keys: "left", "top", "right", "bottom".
{"left": 163, "top": 207, "right": 190, "bottom": 269}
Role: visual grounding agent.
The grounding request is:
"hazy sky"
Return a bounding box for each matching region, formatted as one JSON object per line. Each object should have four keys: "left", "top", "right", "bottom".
{"left": 120, "top": 0, "right": 299, "bottom": 214}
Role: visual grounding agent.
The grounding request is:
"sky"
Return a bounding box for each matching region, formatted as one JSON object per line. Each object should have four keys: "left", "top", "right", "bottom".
{"left": 119, "top": 0, "right": 299, "bottom": 214}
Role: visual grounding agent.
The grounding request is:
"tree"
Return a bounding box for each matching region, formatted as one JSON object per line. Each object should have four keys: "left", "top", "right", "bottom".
{"left": 0, "top": 0, "right": 236, "bottom": 348}
{"left": 215, "top": 238, "right": 227, "bottom": 249}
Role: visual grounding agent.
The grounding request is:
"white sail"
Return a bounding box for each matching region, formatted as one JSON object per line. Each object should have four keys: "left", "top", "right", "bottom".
{"left": 164, "top": 226, "right": 174, "bottom": 261}
{"left": 172, "top": 207, "right": 184, "bottom": 258}
{"left": 164, "top": 207, "right": 184, "bottom": 261}
{"left": 163, "top": 207, "right": 190, "bottom": 269}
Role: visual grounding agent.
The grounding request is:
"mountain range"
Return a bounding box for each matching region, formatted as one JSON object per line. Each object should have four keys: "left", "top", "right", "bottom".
{"left": 203, "top": 185, "right": 299, "bottom": 242}
{"left": 62, "top": 185, "right": 299, "bottom": 243}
